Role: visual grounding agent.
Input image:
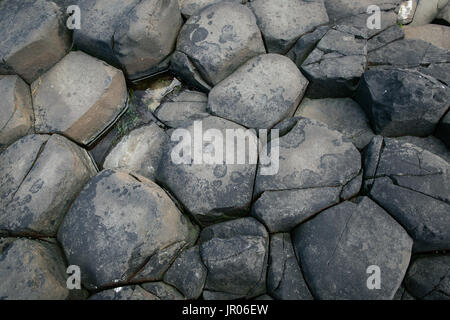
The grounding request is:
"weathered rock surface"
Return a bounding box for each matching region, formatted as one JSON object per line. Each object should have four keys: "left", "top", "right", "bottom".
{"left": 0, "top": 134, "right": 97, "bottom": 236}
{"left": 368, "top": 39, "right": 450, "bottom": 67}
{"left": 355, "top": 67, "right": 450, "bottom": 137}
{"left": 179, "top": 0, "right": 247, "bottom": 17}
{"left": 89, "top": 285, "right": 158, "bottom": 300}
{"left": 295, "top": 98, "right": 375, "bottom": 149}
{"left": 140, "top": 282, "right": 185, "bottom": 300}
{"left": 0, "top": 0, "right": 71, "bottom": 83}
{"left": 74, "top": 0, "right": 182, "bottom": 80}
{"left": 103, "top": 124, "right": 168, "bottom": 181}
{"left": 199, "top": 218, "right": 269, "bottom": 299}
{"left": 208, "top": 54, "right": 308, "bottom": 129}
{"left": 437, "top": 3, "right": 450, "bottom": 23}
{"left": 363, "top": 136, "right": 450, "bottom": 252}
{"left": 0, "top": 75, "right": 34, "bottom": 150}
{"left": 174, "top": 1, "right": 266, "bottom": 87}
{"left": 403, "top": 24, "right": 450, "bottom": 50}
{"left": 156, "top": 116, "right": 257, "bottom": 226}
{"left": 367, "top": 25, "right": 404, "bottom": 52}
{"left": 289, "top": 26, "right": 329, "bottom": 67}
{"left": 0, "top": 238, "right": 70, "bottom": 300}
{"left": 113, "top": 0, "right": 183, "bottom": 80}
{"left": 155, "top": 91, "right": 209, "bottom": 128}
{"left": 323, "top": 0, "right": 400, "bottom": 21}
{"left": 293, "top": 197, "right": 413, "bottom": 300}
{"left": 267, "top": 233, "right": 313, "bottom": 300}
{"left": 164, "top": 246, "right": 207, "bottom": 299}
{"left": 404, "top": 254, "right": 450, "bottom": 300}
{"left": 254, "top": 117, "right": 361, "bottom": 196}
{"left": 301, "top": 28, "right": 367, "bottom": 98}
{"left": 252, "top": 187, "right": 341, "bottom": 233}
{"left": 248, "top": 0, "right": 329, "bottom": 54}
{"left": 32, "top": 51, "right": 128, "bottom": 146}
{"left": 395, "top": 136, "right": 450, "bottom": 163}
{"left": 57, "top": 169, "right": 198, "bottom": 290}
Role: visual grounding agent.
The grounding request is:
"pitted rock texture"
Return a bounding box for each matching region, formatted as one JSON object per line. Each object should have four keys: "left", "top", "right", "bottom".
{"left": 0, "top": 134, "right": 97, "bottom": 236}
{"left": 57, "top": 169, "right": 199, "bottom": 290}
{"left": 156, "top": 116, "right": 258, "bottom": 226}
{"left": 0, "top": 238, "right": 71, "bottom": 300}
{"left": 363, "top": 136, "right": 450, "bottom": 253}
{"left": 0, "top": 0, "right": 71, "bottom": 84}
{"left": 208, "top": 54, "right": 308, "bottom": 129}
{"left": 174, "top": 1, "right": 266, "bottom": 87}
{"left": 32, "top": 51, "right": 128, "bottom": 146}
{"left": 0, "top": 75, "right": 34, "bottom": 151}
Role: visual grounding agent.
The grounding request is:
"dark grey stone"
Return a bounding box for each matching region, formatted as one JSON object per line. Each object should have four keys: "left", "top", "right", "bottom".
{"left": 57, "top": 169, "right": 198, "bottom": 290}
{"left": 292, "top": 197, "right": 413, "bottom": 300}
{"left": 164, "top": 246, "right": 207, "bottom": 300}
{"left": 267, "top": 233, "right": 313, "bottom": 300}
{"left": 404, "top": 254, "right": 450, "bottom": 300}
{"left": 355, "top": 67, "right": 450, "bottom": 137}
{"left": 199, "top": 218, "right": 269, "bottom": 299}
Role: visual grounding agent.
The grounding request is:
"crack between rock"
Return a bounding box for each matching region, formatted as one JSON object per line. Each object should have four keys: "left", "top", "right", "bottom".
{"left": 326, "top": 210, "right": 355, "bottom": 267}
{"left": 5, "top": 139, "right": 48, "bottom": 210}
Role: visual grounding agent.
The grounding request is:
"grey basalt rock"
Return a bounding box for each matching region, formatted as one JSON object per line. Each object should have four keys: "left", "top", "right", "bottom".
{"left": 179, "top": 0, "right": 247, "bottom": 17}
{"left": 103, "top": 123, "right": 169, "bottom": 181}
{"left": 163, "top": 246, "right": 207, "bottom": 300}
{"left": 0, "top": 238, "right": 71, "bottom": 300}
{"left": 289, "top": 26, "right": 329, "bottom": 67}
{"left": 155, "top": 90, "right": 209, "bottom": 128}
{"left": 323, "top": 0, "right": 400, "bottom": 22}
{"left": 74, "top": 0, "right": 182, "bottom": 80}
{"left": 267, "top": 233, "right": 313, "bottom": 300}
{"left": 0, "top": 134, "right": 97, "bottom": 236}
{"left": 355, "top": 67, "right": 450, "bottom": 137}
{"left": 113, "top": 0, "right": 183, "bottom": 80}
{"left": 0, "top": 0, "right": 71, "bottom": 84}
{"left": 199, "top": 218, "right": 269, "bottom": 299}
{"left": 140, "top": 282, "right": 185, "bottom": 300}
{"left": 363, "top": 136, "right": 450, "bottom": 252}
{"left": 248, "top": 0, "right": 329, "bottom": 54}
{"left": 368, "top": 39, "right": 450, "bottom": 67}
{"left": 292, "top": 197, "right": 413, "bottom": 300}
{"left": 89, "top": 285, "right": 159, "bottom": 300}
{"left": 32, "top": 51, "right": 128, "bottom": 146}
{"left": 57, "top": 169, "right": 199, "bottom": 290}
{"left": 404, "top": 254, "right": 450, "bottom": 300}
{"left": 301, "top": 28, "right": 368, "bottom": 98}
{"left": 174, "top": 1, "right": 266, "bottom": 87}
{"left": 208, "top": 54, "right": 308, "bottom": 129}
{"left": 156, "top": 116, "right": 257, "bottom": 226}
{"left": 367, "top": 25, "right": 405, "bottom": 52}
{"left": 295, "top": 98, "right": 375, "bottom": 149}
{"left": 254, "top": 117, "right": 361, "bottom": 197}
{"left": 252, "top": 187, "right": 341, "bottom": 233}
{"left": 0, "top": 75, "right": 34, "bottom": 151}
{"left": 395, "top": 136, "right": 450, "bottom": 163}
